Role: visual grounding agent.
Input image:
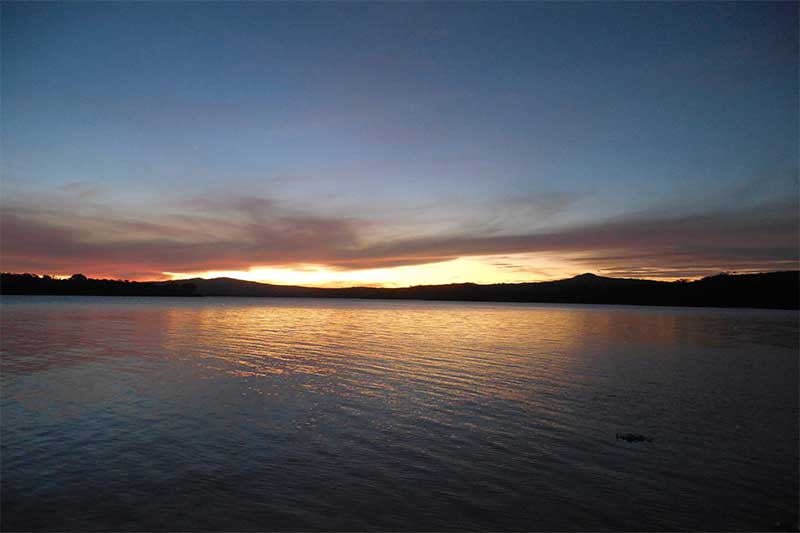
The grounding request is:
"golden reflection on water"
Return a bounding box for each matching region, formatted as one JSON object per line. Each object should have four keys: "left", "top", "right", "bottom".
{"left": 2, "top": 297, "right": 798, "bottom": 532}
{"left": 146, "top": 302, "right": 695, "bottom": 406}
{"left": 3, "top": 299, "right": 795, "bottom": 392}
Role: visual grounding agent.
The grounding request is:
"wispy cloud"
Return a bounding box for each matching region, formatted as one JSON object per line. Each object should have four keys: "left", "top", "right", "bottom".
{"left": 1, "top": 194, "right": 796, "bottom": 280}
{"left": 0, "top": 197, "right": 361, "bottom": 278}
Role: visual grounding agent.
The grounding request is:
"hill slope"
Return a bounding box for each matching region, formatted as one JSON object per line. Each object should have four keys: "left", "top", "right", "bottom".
{"left": 2, "top": 271, "right": 797, "bottom": 309}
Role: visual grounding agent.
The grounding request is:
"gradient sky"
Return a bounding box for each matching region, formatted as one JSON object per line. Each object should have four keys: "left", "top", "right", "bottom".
{"left": 2, "top": 1, "right": 798, "bottom": 286}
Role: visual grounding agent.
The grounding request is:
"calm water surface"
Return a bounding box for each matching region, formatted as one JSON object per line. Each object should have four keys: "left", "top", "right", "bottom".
{"left": 1, "top": 296, "right": 797, "bottom": 531}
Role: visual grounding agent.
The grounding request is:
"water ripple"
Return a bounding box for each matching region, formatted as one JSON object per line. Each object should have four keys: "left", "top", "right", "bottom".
{"left": 1, "top": 296, "right": 797, "bottom": 531}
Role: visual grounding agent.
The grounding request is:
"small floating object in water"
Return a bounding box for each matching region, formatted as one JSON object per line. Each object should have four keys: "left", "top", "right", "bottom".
{"left": 616, "top": 432, "right": 653, "bottom": 443}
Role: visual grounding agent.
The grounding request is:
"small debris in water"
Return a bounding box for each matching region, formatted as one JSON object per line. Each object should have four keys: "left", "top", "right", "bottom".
{"left": 616, "top": 432, "right": 653, "bottom": 443}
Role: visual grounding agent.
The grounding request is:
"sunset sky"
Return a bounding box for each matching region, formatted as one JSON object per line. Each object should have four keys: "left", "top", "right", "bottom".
{"left": 2, "top": 2, "right": 798, "bottom": 287}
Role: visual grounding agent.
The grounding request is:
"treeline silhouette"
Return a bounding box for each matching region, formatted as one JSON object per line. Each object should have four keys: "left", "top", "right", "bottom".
{"left": 0, "top": 273, "right": 196, "bottom": 296}
{"left": 2, "top": 271, "right": 797, "bottom": 309}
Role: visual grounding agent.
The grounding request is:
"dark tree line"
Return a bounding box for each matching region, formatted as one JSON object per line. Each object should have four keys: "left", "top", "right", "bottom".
{"left": 1, "top": 271, "right": 797, "bottom": 309}
{"left": 0, "top": 273, "right": 197, "bottom": 296}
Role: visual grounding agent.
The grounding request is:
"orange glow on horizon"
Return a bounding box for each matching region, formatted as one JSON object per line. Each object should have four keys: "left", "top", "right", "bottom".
{"left": 39, "top": 254, "right": 719, "bottom": 286}
{"left": 164, "top": 254, "right": 583, "bottom": 288}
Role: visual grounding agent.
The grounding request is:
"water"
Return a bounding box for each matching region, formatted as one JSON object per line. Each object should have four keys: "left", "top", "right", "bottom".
{"left": 1, "top": 296, "right": 797, "bottom": 531}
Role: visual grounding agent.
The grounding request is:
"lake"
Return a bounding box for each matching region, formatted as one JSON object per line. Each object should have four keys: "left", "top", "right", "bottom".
{"left": 1, "top": 296, "right": 797, "bottom": 531}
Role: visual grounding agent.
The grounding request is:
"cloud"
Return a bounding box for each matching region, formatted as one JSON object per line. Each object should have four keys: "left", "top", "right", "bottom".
{"left": 348, "top": 196, "right": 797, "bottom": 279}
{"left": 59, "top": 181, "right": 104, "bottom": 200}
{"left": 0, "top": 194, "right": 797, "bottom": 280}
{"left": 0, "top": 198, "right": 362, "bottom": 278}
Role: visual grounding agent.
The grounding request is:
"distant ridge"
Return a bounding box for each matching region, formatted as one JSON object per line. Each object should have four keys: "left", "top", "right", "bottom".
{"left": 1, "top": 271, "right": 798, "bottom": 309}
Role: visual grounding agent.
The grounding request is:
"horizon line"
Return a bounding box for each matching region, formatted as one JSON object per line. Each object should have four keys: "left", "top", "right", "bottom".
{"left": 3, "top": 269, "right": 796, "bottom": 291}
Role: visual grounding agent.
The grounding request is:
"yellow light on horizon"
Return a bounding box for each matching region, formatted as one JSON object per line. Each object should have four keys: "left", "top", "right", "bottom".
{"left": 165, "top": 254, "right": 581, "bottom": 288}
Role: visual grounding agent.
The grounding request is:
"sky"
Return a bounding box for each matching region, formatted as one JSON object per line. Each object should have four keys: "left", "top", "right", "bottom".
{"left": 2, "top": 1, "right": 798, "bottom": 287}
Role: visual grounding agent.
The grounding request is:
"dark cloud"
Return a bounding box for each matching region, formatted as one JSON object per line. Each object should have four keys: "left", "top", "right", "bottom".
{"left": 1, "top": 196, "right": 797, "bottom": 280}
{"left": 0, "top": 199, "right": 361, "bottom": 278}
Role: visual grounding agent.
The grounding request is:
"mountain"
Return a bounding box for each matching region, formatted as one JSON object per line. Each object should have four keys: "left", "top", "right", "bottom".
{"left": 2, "top": 271, "right": 798, "bottom": 309}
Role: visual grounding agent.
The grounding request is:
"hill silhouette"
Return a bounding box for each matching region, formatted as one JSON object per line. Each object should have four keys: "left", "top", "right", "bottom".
{"left": 0, "top": 273, "right": 197, "bottom": 297}
{"left": 1, "top": 271, "right": 797, "bottom": 309}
